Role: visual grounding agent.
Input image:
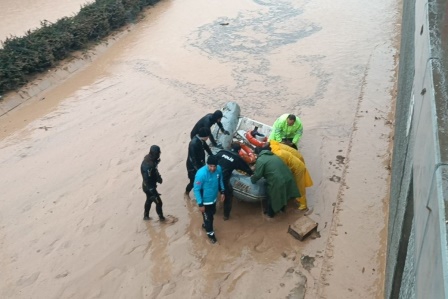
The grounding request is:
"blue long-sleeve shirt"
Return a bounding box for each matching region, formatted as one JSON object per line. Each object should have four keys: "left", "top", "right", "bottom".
{"left": 194, "top": 165, "right": 224, "bottom": 206}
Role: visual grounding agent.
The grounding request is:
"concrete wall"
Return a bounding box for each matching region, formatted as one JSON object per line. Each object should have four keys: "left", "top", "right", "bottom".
{"left": 386, "top": 0, "right": 448, "bottom": 298}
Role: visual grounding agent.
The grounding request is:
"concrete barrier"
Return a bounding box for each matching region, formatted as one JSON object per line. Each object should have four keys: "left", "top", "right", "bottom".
{"left": 386, "top": 0, "right": 448, "bottom": 298}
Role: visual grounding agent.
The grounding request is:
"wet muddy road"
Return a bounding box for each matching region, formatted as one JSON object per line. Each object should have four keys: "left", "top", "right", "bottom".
{"left": 0, "top": 0, "right": 400, "bottom": 298}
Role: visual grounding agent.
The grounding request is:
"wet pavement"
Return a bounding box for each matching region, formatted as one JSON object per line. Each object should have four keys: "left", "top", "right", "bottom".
{"left": 0, "top": 0, "right": 400, "bottom": 298}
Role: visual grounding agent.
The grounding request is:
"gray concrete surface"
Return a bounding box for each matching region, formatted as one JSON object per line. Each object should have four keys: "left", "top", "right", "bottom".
{"left": 386, "top": 0, "right": 448, "bottom": 298}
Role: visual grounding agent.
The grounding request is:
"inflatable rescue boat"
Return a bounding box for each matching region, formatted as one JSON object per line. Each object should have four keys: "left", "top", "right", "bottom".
{"left": 211, "top": 102, "right": 273, "bottom": 203}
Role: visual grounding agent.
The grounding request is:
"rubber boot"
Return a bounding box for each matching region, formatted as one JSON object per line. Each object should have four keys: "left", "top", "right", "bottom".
{"left": 297, "top": 196, "right": 307, "bottom": 210}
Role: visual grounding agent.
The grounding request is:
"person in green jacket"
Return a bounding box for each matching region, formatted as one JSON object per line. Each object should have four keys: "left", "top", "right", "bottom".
{"left": 251, "top": 149, "right": 300, "bottom": 218}
{"left": 268, "top": 114, "right": 303, "bottom": 149}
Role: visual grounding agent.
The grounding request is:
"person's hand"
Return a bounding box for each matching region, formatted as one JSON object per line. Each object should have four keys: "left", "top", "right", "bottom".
{"left": 199, "top": 206, "right": 205, "bottom": 213}
{"left": 220, "top": 194, "right": 225, "bottom": 202}
{"left": 223, "top": 130, "right": 230, "bottom": 135}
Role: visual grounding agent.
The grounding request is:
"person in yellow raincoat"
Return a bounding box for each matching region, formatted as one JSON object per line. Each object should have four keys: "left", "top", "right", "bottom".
{"left": 268, "top": 140, "right": 313, "bottom": 212}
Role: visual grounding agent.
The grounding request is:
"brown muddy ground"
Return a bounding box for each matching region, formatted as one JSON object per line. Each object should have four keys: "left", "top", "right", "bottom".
{"left": 0, "top": 0, "right": 400, "bottom": 298}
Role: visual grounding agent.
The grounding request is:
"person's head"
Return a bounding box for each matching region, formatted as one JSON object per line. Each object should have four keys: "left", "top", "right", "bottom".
{"left": 230, "top": 142, "right": 241, "bottom": 153}
{"left": 287, "top": 114, "right": 296, "bottom": 126}
{"left": 198, "top": 127, "right": 211, "bottom": 140}
{"left": 207, "top": 155, "right": 218, "bottom": 172}
{"left": 254, "top": 144, "right": 271, "bottom": 155}
{"left": 212, "top": 110, "right": 223, "bottom": 122}
{"left": 149, "top": 145, "right": 161, "bottom": 160}
{"left": 254, "top": 146, "right": 263, "bottom": 155}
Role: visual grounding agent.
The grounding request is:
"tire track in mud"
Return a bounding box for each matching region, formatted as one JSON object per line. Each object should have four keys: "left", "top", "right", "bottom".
{"left": 315, "top": 52, "right": 374, "bottom": 297}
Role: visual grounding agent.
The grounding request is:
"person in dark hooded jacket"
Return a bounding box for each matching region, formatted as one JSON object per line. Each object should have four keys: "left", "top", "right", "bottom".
{"left": 215, "top": 142, "right": 254, "bottom": 220}
{"left": 185, "top": 127, "right": 213, "bottom": 197}
{"left": 141, "top": 145, "right": 165, "bottom": 221}
{"left": 190, "top": 110, "right": 230, "bottom": 147}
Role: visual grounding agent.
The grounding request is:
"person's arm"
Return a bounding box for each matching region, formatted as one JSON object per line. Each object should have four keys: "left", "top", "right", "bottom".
{"left": 218, "top": 167, "right": 225, "bottom": 193}
{"left": 208, "top": 132, "right": 218, "bottom": 147}
{"left": 236, "top": 156, "right": 254, "bottom": 175}
{"left": 193, "top": 170, "right": 204, "bottom": 206}
{"left": 141, "top": 164, "right": 151, "bottom": 186}
{"left": 269, "top": 119, "right": 283, "bottom": 142}
{"left": 218, "top": 167, "right": 225, "bottom": 202}
{"left": 142, "top": 163, "right": 158, "bottom": 193}
{"left": 189, "top": 140, "right": 204, "bottom": 170}
{"left": 250, "top": 161, "right": 264, "bottom": 183}
{"left": 155, "top": 167, "right": 163, "bottom": 184}
{"left": 292, "top": 122, "right": 303, "bottom": 144}
{"left": 217, "top": 121, "right": 229, "bottom": 135}
{"left": 203, "top": 140, "right": 213, "bottom": 156}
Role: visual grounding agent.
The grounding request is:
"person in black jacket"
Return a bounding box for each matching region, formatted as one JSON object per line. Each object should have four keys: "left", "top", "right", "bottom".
{"left": 185, "top": 127, "right": 213, "bottom": 197}
{"left": 190, "top": 110, "right": 230, "bottom": 147}
{"left": 215, "top": 142, "right": 254, "bottom": 220}
{"left": 141, "top": 145, "right": 165, "bottom": 221}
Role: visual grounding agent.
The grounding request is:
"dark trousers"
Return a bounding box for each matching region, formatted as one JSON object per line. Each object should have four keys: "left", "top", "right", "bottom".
{"left": 202, "top": 203, "right": 216, "bottom": 235}
{"left": 262, "top": 195, "right": 274, "bottom": 217}
{"left": 143, "top": 184, "right": 163, "bottom": 218}
{"left": 223, "top": 181, "right": 233, "bottom": 218}
{"left": 186, "top": 169, "right": 197, "bottom": 193}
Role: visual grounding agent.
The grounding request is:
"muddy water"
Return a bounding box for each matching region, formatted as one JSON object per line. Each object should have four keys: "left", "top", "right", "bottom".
{"left": 0, "top": 0, "right": 400, "bottom": 298}
{"left": 0, "top": 0, "right": 92, "bottom": 42}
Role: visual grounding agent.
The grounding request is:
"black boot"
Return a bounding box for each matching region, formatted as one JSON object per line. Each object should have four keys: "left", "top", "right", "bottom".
{"left": 208, "top": 233, "right": 217, "bottom": 244}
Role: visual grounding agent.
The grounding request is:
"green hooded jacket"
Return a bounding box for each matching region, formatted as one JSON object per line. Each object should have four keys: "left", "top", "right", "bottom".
{"left": 269, "top": 113, "right": 303, "bottom": 144}
{"left": 251, "top": 150, "right": 300, "bottom": 213}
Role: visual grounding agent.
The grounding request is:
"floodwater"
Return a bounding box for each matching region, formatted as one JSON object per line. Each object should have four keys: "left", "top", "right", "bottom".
{"left": 0, "top": 0, "right": 400, "bottom": 298}
{"left": 0, "top": 0, "right": 92, "bottom": 43}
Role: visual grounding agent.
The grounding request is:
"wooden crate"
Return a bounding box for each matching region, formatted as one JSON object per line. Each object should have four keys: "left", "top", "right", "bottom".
{"left": 288, "top": 216, "right": 318, "bottom": 241}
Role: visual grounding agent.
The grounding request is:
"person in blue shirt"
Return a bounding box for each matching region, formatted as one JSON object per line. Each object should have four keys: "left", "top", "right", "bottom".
{"left": 194, "top": 155, "right": 225, "bottom": 244}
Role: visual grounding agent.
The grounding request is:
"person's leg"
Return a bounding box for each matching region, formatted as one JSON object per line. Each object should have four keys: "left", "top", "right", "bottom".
{"left": 264, "top": 195, "right": 274, "bottom": 218}
{"left": 208, "top": 203, "right": 217, "bottom": 242}
{"left": 294, "top": 163, "right": 307, "bottom": 210}
{"left": 262, "top": 196, "right": 269, "bottom": 214}
{"left": 209, "top": 203, "right": 216, "bottom": 231}
{"left": 143, "top": 187, "right": 153, "bottom": 220}
{"left": 203, "top": 204, "right": 217, "bottom": 243}
{"left": 185, "top": 170, "right": 196, "bottom": 194}
{"left": 223, "top": 183, "right": 233, "bottom": 220}
{"left": 154, "top": 195, "right": 165, "bottom": 221}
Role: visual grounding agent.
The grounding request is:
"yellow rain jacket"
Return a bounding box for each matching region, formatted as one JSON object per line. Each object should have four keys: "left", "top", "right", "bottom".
{"left": 269, "top": 141, "right": 313, "bottom": 209}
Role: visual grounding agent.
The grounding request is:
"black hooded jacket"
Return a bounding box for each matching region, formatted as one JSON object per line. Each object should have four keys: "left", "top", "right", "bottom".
{"left": 215, "top": 149, "right": 253, "bottom": 183}
{"left": 141, "top": 153, "right": 162, "bottom": 191}
{"left": 186, "top": 136, "right": 212, "bottom": 171}
{"left": 190, "top": 114, "right": 224, "bottom": 146}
